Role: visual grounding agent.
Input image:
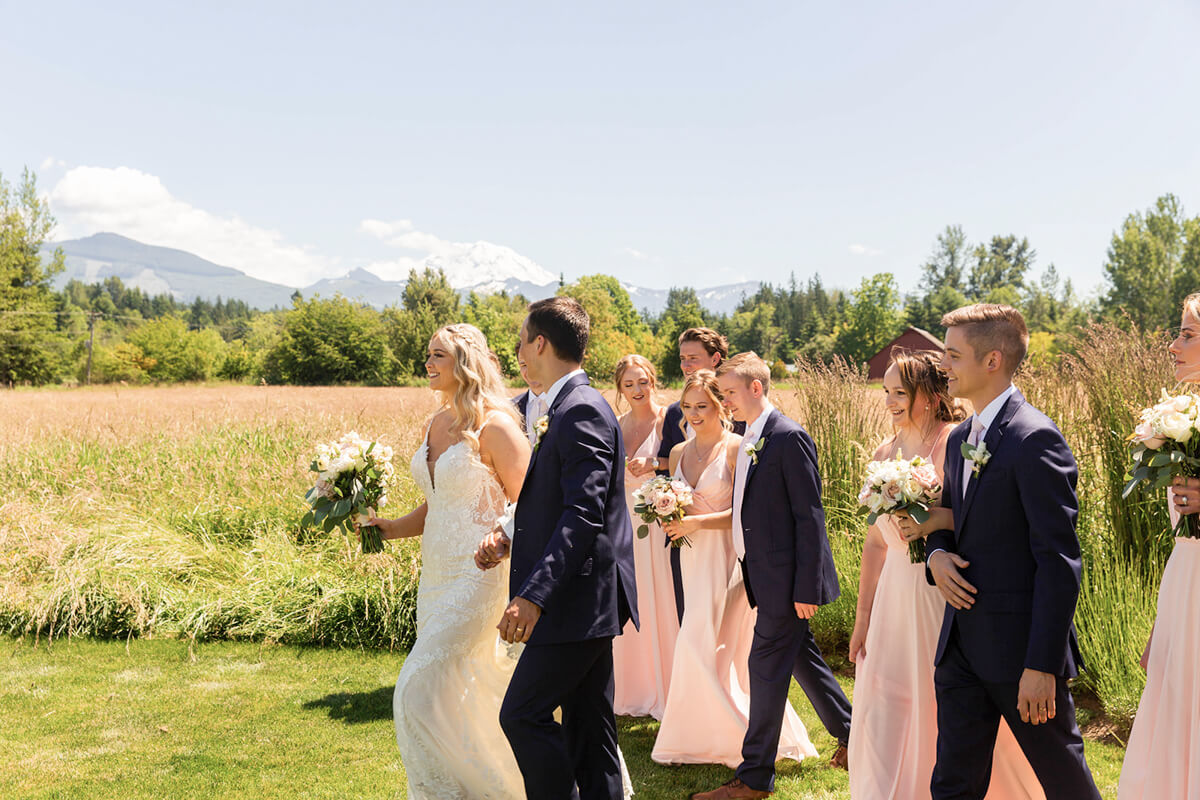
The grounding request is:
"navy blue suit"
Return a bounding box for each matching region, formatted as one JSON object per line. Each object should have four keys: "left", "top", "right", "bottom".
{"left": 499, "top": 372, "right": 639, "bottom": 800}
{"left": 733, "top": 408, "right": 852, "bottom": 792}
{"left": 925, "top": 390, "right": 1099, "bottom": 799}
{"left": 514, "top": 389, "right": 530, "bottom": 421}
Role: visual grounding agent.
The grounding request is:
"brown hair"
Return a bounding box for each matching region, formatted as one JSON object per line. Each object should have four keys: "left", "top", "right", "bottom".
{"left": 940, "top": 303, "right": 1029, "bottom": 374}
{"left": 678, "top": 327, "right": 729, "bottom": 361}
{"left": 716, "top": 351, "right": 771, "bottom": 396}
{"left": 889, "top": 347, "right": 968, "bottom": 428}
{"left": 679, "top": 369, "right": 732, "bottom": 433}
{"left": 526, "top": 296, "right": 589, "bottom": 364}
{"left": 613, "top": 354, "right": 658, "bottom": 411}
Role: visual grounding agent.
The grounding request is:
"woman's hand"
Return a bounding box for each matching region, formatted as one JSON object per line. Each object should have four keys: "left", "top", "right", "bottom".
{"left": 625, "top": 456, "right": 658, "bottom": 477}
{"left": 1172, "top": 476, "right": 1200, "bottom": 516}
{"left": 894, "top": 509, "right": 927, "bottom": 542}
{"left": 357, "top": 514, "right": 400, "bottom": 540}
{"left": 662, "top": 516, "right": 699, "bottom": 542}
{"left": 849, "top": 624, "right": 868, "bottom": 664}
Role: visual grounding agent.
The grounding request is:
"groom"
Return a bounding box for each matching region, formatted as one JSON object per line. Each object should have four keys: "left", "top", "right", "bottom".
{"left": 477, "top": 296, "right": 638, "bottom": 800}
{"left": 693, "top": 352, "right": 853, "bottom": 800}
{"left": 926, "top": 304, "right": 1099, "bottom": 799}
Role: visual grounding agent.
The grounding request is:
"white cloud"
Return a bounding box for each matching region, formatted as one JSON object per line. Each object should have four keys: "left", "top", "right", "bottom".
{"left": 620, "top": 247, "right": 650, "bottom": 260}
{"left": 849, "top": 243, "right": 883, "bottom": 257}
{"left": 48, "top": 166, "right": 334, "bottom": 286}
{"left": 39, "top": 156, "right": 67, "bottom": 171}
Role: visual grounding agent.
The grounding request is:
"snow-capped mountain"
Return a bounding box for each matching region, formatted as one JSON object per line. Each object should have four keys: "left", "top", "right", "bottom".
{"left": 44, "top": 233, "right": 759, "bottom": 315}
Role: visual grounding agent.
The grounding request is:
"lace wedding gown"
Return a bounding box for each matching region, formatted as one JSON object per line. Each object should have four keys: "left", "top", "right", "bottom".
{"left": 394, "top": 435, "right": 633, "bottom": 799}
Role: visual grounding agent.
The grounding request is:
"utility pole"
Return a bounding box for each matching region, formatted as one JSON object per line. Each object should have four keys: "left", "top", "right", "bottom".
{"left": 85, "top": 311, "right": 97, "bottom": 385}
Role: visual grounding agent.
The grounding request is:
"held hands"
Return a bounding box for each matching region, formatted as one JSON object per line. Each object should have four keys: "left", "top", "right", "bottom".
{"left": 474, "top": 527, "right": 511, "bottom": 571}
{"left": 498, "top": 596, "right": 541, "bottom": 643}
{"left": 625, "top": 456, "right": 658, "bottom": 477}
{"left": 1017, "top": 668, "right": 1057, "bottom": 725}
{"left": 662, "top": 516, "right": 699, "bottom": 542}
{"left": 1172, "top": 476, "right": 1200, "bottom": 516}
{"left": 928, "top": 550, "right": 977, "bottom": 609}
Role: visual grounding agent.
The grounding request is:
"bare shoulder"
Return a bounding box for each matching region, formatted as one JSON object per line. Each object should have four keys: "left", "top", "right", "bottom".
{"left": 871, "top": 436, "right": 895, "bottom": 461}
{"left": 479, "top": 409, "right": 526, "bottom": 449}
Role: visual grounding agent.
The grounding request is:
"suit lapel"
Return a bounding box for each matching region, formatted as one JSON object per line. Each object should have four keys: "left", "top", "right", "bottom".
{"left": 524, "top": 372, "right": 590, "bottom": 476}
{"left": 958, "top": 390, "right": 1024, "bottom": 524}
{"left": 742, "top": 409, "right": 778, "bottom": 493}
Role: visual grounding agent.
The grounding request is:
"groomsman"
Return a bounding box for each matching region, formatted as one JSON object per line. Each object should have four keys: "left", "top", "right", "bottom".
{"left": 626, "top": 327, "right": 743, "bottom": 622}
{"left": 926, "top": 304, "right": 1100, "bottom": 799}
{"left": 693, "top": 353, "right": 853, "bottom": 800}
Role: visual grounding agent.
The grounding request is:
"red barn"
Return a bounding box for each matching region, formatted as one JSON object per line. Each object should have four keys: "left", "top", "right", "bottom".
{"left": 866, "top": 326, "right": 945, "bottom": 380}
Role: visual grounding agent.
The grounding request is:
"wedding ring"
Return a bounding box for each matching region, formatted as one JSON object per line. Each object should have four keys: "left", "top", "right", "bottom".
{"left": 1183, "top": 496, "right": 1189, "bottom": 507}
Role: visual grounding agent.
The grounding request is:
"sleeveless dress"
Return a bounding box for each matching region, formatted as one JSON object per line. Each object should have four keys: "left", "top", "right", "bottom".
{"left": 614, "top": 426, "right": 680, "bottom": 719}
{"left": 848, "top": 431, "right": 1044, "bottom": 800}
{"left": 395, "top": 431, "right": 634, "bottom": 799}
{"left": 1118, "top": 491, "right": 1200, "bottom": 799}
{"left": 651, "top": 449, "right": 818, "bottom": 767}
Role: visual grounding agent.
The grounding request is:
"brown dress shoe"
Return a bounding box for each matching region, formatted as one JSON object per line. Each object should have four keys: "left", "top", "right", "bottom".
{"left": 830, "top": 742, "right": 849, "bottom": 770}
{"left": 690, "top": 777, "right": 772, "bottom": 800}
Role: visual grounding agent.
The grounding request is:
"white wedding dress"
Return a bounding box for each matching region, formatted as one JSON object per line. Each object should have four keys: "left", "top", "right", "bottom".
{"left": 394, "top": 434, "right": 633, "bottom": 799}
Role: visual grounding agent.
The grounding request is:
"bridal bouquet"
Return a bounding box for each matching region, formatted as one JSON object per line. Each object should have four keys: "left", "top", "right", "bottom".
{"left": 632, "top": 475, "right": 694, "bottom": 548}
{"left": 857, "top": 454, "right": 942, "bottom": 563}
{"left": 303, "top": 431, "right": 396, "bottom": 553}
{"left": 1124, "top": 389, "right": 1200, "bottom": 537}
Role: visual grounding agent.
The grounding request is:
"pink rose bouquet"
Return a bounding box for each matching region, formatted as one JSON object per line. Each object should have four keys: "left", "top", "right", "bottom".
{"left": 632, "top": 475, "right": 694, "bottom": 548}
{"left": 1125, "top": 389, "right": 1200, "bottom": 537}
{"left": 858, "top": 454, "right": 943, "bottom": 563}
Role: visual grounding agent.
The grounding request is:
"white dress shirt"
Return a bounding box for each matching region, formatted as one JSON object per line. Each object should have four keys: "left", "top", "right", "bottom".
{"left": 524, "top": 392, "right": 547, "bottom": 447}
{"left": 732, "top": 400, "right": 775, "bottom": 560}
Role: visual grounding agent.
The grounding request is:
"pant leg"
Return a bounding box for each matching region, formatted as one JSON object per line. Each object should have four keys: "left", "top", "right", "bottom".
{"left": 736, "top": 612, "right": 802, "bottom": 793}
{"left": 561, "top": 637, "right": 623, "bottom": 800}
{"left": 931, "top": 632, "right": 1003, "bottom": 800}
{"left": 988, "top": 675, "right": 1101, "bottom": 800}
{"left": 789, "top": 617, "right": 852, "bottom": 744}
{"left": 501, "top": 640, "right": 596, "bottom": 800}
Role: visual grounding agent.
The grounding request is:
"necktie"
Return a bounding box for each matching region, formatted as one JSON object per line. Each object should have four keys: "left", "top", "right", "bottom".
{"left": 962, "top": 416, "right": 985, "bottom": 497}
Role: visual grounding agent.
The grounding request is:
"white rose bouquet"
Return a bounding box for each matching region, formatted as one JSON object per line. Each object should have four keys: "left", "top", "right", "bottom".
{"left": 858, "top": 454, "right": 943, "bottom": 563}
{"left": 1124, "top": 389, "right": 1200, "bottom": 537}
{"left": 631, "top": 475, "right": 695, "bottom": 548}
{"left": 303, "top": 431, "right": 396, "bottom": 553}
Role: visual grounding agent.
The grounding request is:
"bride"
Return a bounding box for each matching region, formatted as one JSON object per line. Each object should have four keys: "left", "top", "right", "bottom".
{"left": 365, "top": 323, "right": 532, "bottom": 798}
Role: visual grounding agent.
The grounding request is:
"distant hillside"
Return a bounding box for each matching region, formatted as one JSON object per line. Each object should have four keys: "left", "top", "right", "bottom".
{"left": 43, "top": 233, "right": 761, "bottom": 315}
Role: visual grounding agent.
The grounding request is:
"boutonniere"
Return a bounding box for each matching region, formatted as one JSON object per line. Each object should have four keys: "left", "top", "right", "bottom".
{"left": 744, "top": 435, "right": 766, "bottom": 466}
{"left": 533, "top": 415, "right": 550, "bottom": 450}
{"left": 960, "top": 439, "right": 991, "bottom": 476}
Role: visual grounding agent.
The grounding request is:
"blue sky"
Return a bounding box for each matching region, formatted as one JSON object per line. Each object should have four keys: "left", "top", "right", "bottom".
{"left": 3, "top": 0, "right": 1199, "bottom": 294}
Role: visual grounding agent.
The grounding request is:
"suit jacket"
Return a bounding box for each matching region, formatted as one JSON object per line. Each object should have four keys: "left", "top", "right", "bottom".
{"left": 737, "top": 409, "right": 840, "bottom": 617}
{"left": 925, "top": 389, "right": 1084, "bottom": 683}
{"left": 514, "top": 389, "right": 530, "bottom": 421}
{"left": 511, "top": 373, "right": 639, "bottom": 644}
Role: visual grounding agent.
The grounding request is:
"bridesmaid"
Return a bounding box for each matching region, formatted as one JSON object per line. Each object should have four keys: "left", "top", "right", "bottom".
{"left": 1119, "top": 292, "right": 1200, "bottom": 799}
{"left": 651, "top": 370, "right": 816, "bottom": 767}
{"left": 612, "top": 354, "right": 679, "bottom": 719}
{"left": 853, "top": 348, "right": 1044, "bottom": 799}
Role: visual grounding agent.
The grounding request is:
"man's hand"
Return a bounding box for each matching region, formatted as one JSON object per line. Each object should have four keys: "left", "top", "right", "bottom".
{"left": 794, "top": 602, "right": 818, "bottom": 620}
{"left": 498, "top": 596, "right": 542, "bottom": 643}
{"left": 928, "top": 550, "right": 977, "bottom": 609}
{"left": 625, "top": 456, "right": 657, "bottom": 477}
{"left": 1017, "top": 668, "right": 1057, "bottom": 725}
{"left": 474, "top": 528, "right": 510, "bottom": 571}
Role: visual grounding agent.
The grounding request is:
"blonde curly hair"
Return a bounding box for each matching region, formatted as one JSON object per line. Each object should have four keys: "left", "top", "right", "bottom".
{"left": 430, "top": 323, "right": 519, "bottom": 453}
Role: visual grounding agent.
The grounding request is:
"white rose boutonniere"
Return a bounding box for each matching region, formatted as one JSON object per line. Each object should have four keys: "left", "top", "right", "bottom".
{"left": 533, "top": 415, "right": 550, "bottom": 449}
{"left": 744, "top": 435, "right": 766, "bottom": 465}
{"left": 961, "top": 439, "right": 991, "bottom": 476}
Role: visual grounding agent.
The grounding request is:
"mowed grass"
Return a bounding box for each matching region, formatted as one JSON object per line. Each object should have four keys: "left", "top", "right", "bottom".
{"left": 0, "top": 637, "right": 1128, "bottom": 799}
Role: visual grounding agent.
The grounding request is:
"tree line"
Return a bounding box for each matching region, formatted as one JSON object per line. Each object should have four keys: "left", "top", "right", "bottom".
{"left": 3, "top": 167, "right": 1198, "bottom": 387}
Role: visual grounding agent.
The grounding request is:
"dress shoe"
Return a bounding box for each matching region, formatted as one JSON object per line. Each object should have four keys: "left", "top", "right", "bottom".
{"left": 830, "top": 742, "right": 849, "bottom": 770}
{"left": 690, "top": 777, "right": 772, "bottom": 799}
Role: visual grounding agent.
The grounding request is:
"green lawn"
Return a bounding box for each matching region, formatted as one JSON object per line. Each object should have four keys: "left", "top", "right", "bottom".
{"left": 1, "top": 638, "right": 1125, "bottom": 799}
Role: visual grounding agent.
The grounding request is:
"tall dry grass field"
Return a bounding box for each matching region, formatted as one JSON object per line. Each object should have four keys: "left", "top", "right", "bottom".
{"left": 1, "top": 385, "right": 441, "bottom": 648}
